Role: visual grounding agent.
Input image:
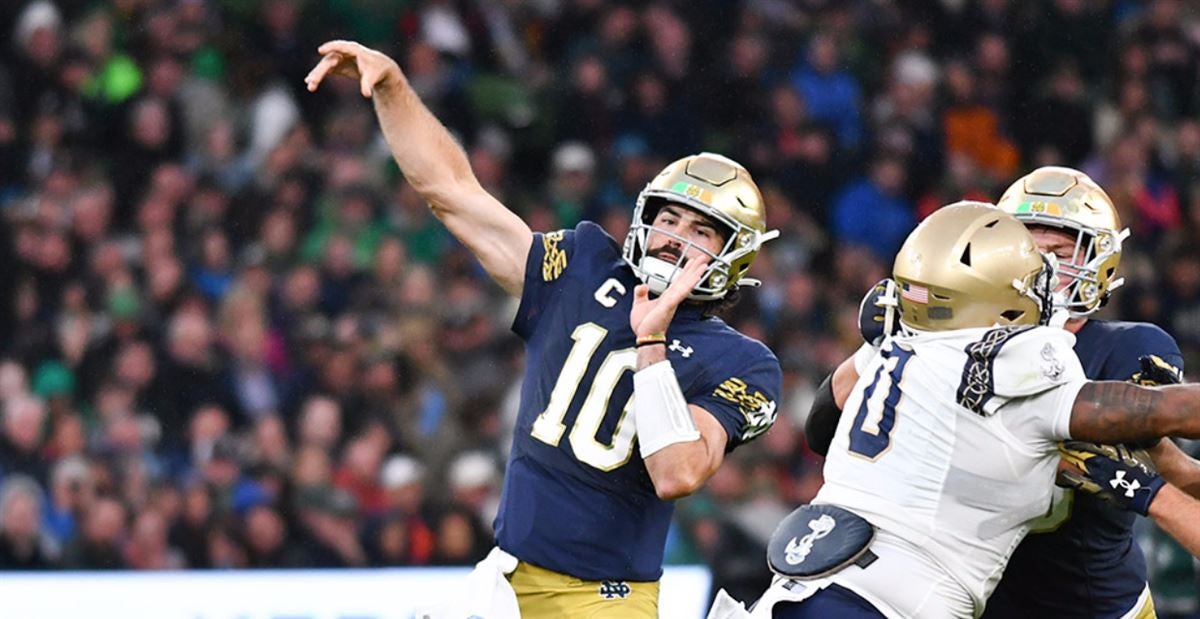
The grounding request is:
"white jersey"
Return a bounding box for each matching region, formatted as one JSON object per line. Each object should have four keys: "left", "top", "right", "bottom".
{"left": 816, "top": 325, "right": 1088, "bottom": 618}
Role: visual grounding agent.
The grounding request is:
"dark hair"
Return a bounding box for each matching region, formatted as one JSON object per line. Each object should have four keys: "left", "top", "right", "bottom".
{"left": 702, "top": 285, "right": 743, "bottom": 319}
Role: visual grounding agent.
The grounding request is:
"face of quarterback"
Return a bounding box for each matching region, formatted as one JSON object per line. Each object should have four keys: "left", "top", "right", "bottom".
{"left": 1028, "top": 225, "right": 1082, "bottom": 292}
{"left": 645, "top": 203, "right": 728, "bottom": 266}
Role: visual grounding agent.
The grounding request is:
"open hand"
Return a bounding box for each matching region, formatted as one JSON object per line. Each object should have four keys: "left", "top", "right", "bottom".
{"left": 630, "top": 257, "right": 710, "bottom": 338}
{"left": 305, "top": 40, "right": 403, "bottom": 98}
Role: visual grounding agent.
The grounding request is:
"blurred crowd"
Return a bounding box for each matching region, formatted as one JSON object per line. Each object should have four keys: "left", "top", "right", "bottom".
{"left": 0, "top": 0, "right": 1198, "bottom": 611}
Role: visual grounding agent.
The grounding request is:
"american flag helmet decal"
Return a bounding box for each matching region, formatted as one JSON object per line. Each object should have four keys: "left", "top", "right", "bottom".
{"left": 900, "top": 282, "right": 928, "bottom": 304}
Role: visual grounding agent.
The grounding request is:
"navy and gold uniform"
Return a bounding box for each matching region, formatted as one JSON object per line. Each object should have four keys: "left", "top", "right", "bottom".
{"left": 985, "top": 319, "right": 1184, "bottom": 619}
{"left": 497, "top": 222, "right": 780, "bottom": 606}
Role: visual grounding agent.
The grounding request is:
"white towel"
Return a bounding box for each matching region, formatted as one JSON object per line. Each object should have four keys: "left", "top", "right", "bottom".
{"left": 416, "top": 547, "right": 521, "bottom": 619}
{"left": 706, "top": 588, "right": 752, "bottom": 619}
{"left": 707, "top": 577, "right": 833, "bottom": 619}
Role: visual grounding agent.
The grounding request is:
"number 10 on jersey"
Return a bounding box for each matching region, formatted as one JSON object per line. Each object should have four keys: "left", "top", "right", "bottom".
{"left": 530, "top": 323, "right": 639, "bottom": 471}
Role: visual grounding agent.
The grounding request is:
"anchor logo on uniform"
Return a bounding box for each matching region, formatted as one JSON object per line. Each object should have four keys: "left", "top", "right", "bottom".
{"left": 784, "top": 514, "right": 837, "bottom": 565}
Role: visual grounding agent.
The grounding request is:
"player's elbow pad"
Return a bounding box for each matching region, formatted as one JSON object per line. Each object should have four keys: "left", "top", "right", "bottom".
{"left": 805, "top": 373, "right": 840, "bottom": 456}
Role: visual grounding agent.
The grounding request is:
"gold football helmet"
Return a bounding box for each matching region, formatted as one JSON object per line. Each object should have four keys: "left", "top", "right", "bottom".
{"left": 996, "top": 166, "right": 1128, "bottom": 316}
{"left": 623, "top": 152, "right": 779, "bottom": 301}
{"left": 893, "top": 201, "right": 1056, "bottom": 331}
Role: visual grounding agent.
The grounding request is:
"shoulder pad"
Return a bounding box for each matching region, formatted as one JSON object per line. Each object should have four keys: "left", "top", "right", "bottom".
{"left": 985, "top": 327, "right": 1082, "bottom": 396}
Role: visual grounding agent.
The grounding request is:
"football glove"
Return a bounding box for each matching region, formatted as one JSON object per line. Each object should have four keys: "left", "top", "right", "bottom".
{"left": 1130, "top": 354, "right": 1184, "bottom": 386}
{"left": 858, "top": 278, "right": 900, "bottom": 347}
{"left": 1057, "top": 441, "right": 1164, "bottom": 516}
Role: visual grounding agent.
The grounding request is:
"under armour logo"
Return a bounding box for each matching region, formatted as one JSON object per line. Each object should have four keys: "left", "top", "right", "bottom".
{"left": 599, "top": 581, "right": 631, "bottom": 599}
{"left": 784, "top": 514, "right": 837, "bottom": 565}
{"left": 669, "top": 339, "right": 693, "bottom": 358}
{"left": 1110, "top": 471, "right": 1141, "bottom": 498}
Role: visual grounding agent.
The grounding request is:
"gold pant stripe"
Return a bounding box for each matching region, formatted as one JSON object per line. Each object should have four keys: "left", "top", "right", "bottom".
{"left": 507, "top": 561, "right": 659, "bottom": 619}
{"left": 1121, "top": 584, "right": 1156, "bottom": 619}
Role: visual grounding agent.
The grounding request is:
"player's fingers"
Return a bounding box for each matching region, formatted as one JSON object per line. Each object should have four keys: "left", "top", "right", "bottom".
{"left": 317, "top": 40, "right": 361, "bottom": 57}
{"left": 662, "top": 259, "right": 705, "bottom": 303}
{"left": 359, "top": 64, "right": 375, "bottom": 98}
{"left": 1056, "top": 446, "right": 1092, "bottom": 472}
{"left": 674, "top": 255, "right": 710, "bottom": 292}
{"left": 304, "top": 54, "right": 339, "bottom": 91}
{"left": 633, "top": 284, "right": 650, "bottom": 302}
{"left": 1055, "top": 468, "right": 1086, "bottom": 491}
{"left": 1060, "top": 440, "right": 1108, "bottom": 456}
{"left": 660, "top": 268, "right": 692, "bottom": 303}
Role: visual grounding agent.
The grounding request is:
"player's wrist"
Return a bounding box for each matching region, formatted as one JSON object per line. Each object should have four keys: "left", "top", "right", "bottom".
{"left": 1147, "top": 481, "right": 1181, "bottom": 520}
{"left": 637, "top": 342, "right": 668, "bottom": 370}
{"left": 636, "top": 332, "right": 667, "bottom": 347}
{"left": 1133, "top": 476, "right": 1167, "bottom": 516}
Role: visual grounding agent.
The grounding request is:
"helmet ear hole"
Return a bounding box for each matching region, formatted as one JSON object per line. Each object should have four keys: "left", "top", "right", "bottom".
{"left": 960, "top": 244, "right": 972, "bottom": 267}
{"left": 1000, "top": 309, "right": 1025, "bottom": 322}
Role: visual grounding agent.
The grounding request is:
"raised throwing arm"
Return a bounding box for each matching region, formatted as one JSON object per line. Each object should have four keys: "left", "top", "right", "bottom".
{"left": 305, "top": 40, "right": 532, "bottom": 297}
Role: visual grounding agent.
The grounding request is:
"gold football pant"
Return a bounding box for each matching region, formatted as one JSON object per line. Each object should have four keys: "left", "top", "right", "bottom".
{"left": 507, "top": 560, "right": 659, "bottom": 618}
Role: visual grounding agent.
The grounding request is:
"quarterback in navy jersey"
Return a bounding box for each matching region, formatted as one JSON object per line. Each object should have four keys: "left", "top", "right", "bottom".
{"left": 306, "top": 41, "right": 782, "bottom": 618}
{"left": 503, "top": 219, "right": 781, "bottom": 586}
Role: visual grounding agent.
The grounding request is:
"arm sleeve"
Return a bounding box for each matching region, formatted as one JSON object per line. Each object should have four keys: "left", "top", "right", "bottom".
{"left": 804, "top": 373, "right": 839, "bottom": 456}
{"left": 689, "top": 358, "right": 783, "bottom": 452}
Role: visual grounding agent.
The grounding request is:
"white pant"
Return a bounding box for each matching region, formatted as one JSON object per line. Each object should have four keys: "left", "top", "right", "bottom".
{"left": 822, "top": 531, "right": 975, "bottom": 619}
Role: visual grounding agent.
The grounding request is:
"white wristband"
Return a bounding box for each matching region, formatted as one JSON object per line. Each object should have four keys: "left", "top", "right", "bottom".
{"left": 634, "top": 360, "right": 700, "bottom": 458}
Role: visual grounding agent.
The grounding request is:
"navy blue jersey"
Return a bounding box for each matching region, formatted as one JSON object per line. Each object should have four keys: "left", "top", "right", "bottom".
{"left": 985, "top": 319, "right": 1184, "bottom": 618}
{"left": 495, "top": 222, "right": 781, "bottom": 582}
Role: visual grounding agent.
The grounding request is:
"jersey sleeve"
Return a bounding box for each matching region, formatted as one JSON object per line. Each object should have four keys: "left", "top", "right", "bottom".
{"left": 1110, "top": 323, "right": 1185, "bottom": 381}
{"left": 689, "top": 356, "right": 783, "bottom": 452}
{"left": 852, "top": 342, "right": 879, "bottom": 375}
{"left": 1000, "top": 377, "right": 1088, "bottom": 445}
{"left": 961, "top": 326, "right": 1087, "bottom": 417}
{"left": 980, "top": 327, "right": 1088, "bottom": 445}
{"left": 512, "top": 221, "right": 608, "bottom": 340}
